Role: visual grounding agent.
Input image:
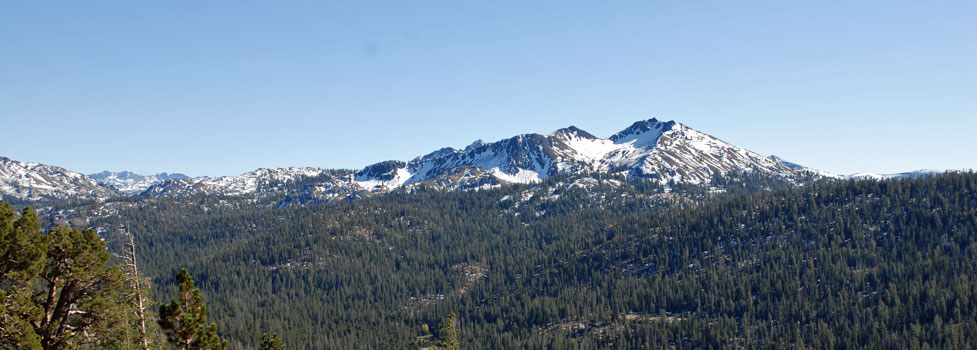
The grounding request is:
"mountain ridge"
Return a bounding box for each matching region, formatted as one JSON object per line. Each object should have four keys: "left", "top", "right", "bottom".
{"left": 344, "top": 118, "right": 796, "bottom": 193}
{"left": 1, "top": 119, "right": 950, "bottom": 203}
{"left": 90, "top": 170, "right": 190, "bottom": 195}
{"left": 0, "top": 156, "right": 120, "bottom": 202}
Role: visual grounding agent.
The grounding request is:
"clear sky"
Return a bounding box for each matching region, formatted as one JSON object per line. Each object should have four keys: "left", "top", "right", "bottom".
{"left": 2, "top": 1, "right": 975, "bottom": 177}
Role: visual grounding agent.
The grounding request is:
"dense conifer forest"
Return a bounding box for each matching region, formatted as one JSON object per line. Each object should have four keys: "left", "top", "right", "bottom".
{"left": 4, "top": 172, "right": 977, "bottom": 349}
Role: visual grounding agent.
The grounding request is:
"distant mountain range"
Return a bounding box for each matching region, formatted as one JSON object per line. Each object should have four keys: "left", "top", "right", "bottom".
{"left": 0, "top": 119, "right": 953, "bottom": 203}
{"left": 348, "top": 119, "right": 794, "bottom": 192}
{"left": 846, "top": 170, "right": 949, "bottom": 180}
{"left": 139, "top": 167, "right": 334, "bottom": 198}
{"left": 90, "top": 171, "right": 190, "bottom": 195}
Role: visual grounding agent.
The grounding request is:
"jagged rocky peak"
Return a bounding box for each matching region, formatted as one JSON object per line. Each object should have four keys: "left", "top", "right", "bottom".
{"left": 356, "top": 160, "right": 407, "bottom": 181}
{"left": 550, "top": 125, "right": 599, "bottom": 141}
{"left": 609, "top": 118, "right": 675, "bottom": 145}
{"left": 420, "top": 147, "right": 459, "bottom": 161}
{"left": 465, "top": 133, "right": 558, "bottom": 176}
{"left": 462, "top": 132, "right": 549, "bottom": 157}
{"left": 90, "top": 170, "right": 191, "bottom": 195}
{"left": 464, "top": 140, "right": 485, "bottom": 151}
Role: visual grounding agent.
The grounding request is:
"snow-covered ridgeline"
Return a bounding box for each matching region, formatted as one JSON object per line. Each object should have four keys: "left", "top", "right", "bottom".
{"left": 351, "top": 118, "right": 796, "bottom": 191}
{"left": 0, "top": 157, "right": 119, "bottom": 201}
{"left": 90, "top": 171, "right": 189, "bottom": 195}
{"left": 141, "top": 167, "right": 329, "bottom": 197}
{"left": 7, "top": 118, "right": 952, "bottom": 203}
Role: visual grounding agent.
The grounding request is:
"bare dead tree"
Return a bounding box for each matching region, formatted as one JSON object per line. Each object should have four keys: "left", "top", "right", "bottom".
{"left": 119, "top": 226, "right": 150, "bottom": 350}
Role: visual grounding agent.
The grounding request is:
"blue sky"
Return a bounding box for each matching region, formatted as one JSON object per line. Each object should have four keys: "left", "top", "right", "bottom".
{"left": 2, "top": 1, "right": 975, "bottom": 177}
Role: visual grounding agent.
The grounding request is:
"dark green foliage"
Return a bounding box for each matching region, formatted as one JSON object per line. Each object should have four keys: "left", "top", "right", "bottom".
{"left": 159, "top": 269, "right": 228, "bottom": 350}
{"left": 68, "top": 172, "right": 977, "bottom": 349}
{"left": 259, "top": 333, "right": 284, "bottom": 350}
{"left": 37, "top": 226, "right": 129, "bottom": 350}
{"left": 1, "top": 203, "right": 130, "bottom": 349}
{"left": 435, "top": 313, "right": 459, "bottom": 350}
{"left": 0, "top": 205, "right": 46, "bottom": 284}
{"left": 565, "top": 173, "right": 977, "bottom": 349}
{"left": 1, "top": 203, "right": 45, "bottom": 349}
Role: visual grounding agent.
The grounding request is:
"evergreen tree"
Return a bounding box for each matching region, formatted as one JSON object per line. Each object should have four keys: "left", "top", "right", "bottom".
{"left": 158, "top": 269, "right": 228, "bottom": 350}
{"left": 1, "top": 203, "right": 130, "bottom": 350}
{"left": 19, "top": 172, "right": 977, "bottom": 348}
{"left": 259, "top": 333, "right": 284, "bottom": 350}
{"left": 36, "top": 226, "right": 129, "bottom": 349}
{"left": 435, "top": 313, "right": 459, "bottom": 350}
{"left": 0, "top": 204, "right": 45, "bottom": 349}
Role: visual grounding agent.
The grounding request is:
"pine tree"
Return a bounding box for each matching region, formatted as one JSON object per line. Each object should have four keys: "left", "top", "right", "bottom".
{"left": 435, "top": 313, "right": 459, "bottom": 350}
{"left": 158, "top": 269, "right": 228, "bottom": 350}
{"left": 1, "top": 203, "right": 130, "bottom": 350}
{"left": 0, "top": 204, "right": 45, "bottom": 349}
{"left": 37, "top": 226, "right": 128, "bottom": 349}
{"left": 260, "top": 333, "right": 284, "bottom": 350}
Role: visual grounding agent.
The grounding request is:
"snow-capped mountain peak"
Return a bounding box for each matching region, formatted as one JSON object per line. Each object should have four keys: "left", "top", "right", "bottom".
{"left": 551, "top": 126, "right": 598, "bottom": 140}
{"left": 599, "top": 120, "right": 793, "bottom": 183}
{"left": 346, "top": 119, "right": 797, "bottom": 194}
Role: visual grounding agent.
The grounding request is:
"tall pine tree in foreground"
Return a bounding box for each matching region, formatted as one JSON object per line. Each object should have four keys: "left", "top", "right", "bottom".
{"left": 158, "top": 269, "right": 227, "bottom": 350}
{"left": 0, "top": 203, "right": 45, "bottom": 349}
{"left": 1, "top": 203, "right": 133, "bottom": 349}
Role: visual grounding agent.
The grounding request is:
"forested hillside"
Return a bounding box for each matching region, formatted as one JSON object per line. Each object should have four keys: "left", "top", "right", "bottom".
{"left": 63, "top": 172, "right": 976, "bottom": 349}
{"left": 6, "top": 0, "right": 973, "bottom": 348}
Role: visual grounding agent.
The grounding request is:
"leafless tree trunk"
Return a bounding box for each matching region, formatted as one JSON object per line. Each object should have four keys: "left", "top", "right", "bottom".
{"left": 121, "top": 227, "right": 150, "bottom": 350}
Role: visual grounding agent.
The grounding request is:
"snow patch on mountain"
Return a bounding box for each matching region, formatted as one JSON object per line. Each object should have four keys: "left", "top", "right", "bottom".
{"left": 0, "top": 156, "right": 119, "bottom": 202}
{"left": 551, "top": 127, "right": 620, "bottom": 167}
{"left": 490, "top": 167, "right": 542, "bottom": 184}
